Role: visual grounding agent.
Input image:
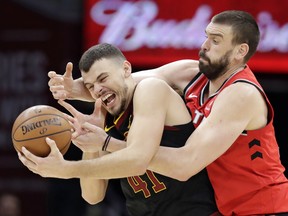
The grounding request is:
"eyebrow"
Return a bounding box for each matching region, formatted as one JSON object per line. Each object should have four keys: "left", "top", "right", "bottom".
{"left": 205, "top": 30, "right": 224, "bottom": 39}
{"left": 84, "top": 72, "right": 108, "bottom": 87}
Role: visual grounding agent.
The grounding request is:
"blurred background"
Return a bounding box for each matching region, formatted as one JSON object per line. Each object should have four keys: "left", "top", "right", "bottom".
{"left": 0, "top": 0, "right": 287, "bottom": 215}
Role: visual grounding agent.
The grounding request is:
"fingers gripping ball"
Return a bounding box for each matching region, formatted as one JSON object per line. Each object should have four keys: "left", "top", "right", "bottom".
{"left": 11, "top": 105, "right": 72, "bottom": 157}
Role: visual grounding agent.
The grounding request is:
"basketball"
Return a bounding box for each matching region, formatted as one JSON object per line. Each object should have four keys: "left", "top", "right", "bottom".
{"left": 11, "top": 105, "right": 72, "bottom": 157}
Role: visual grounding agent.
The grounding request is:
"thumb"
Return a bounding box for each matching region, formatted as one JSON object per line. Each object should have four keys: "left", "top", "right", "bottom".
{"left": 45, "top": 137, "right": 60, "bottom": 154}
{"left": 63, "top": 62, "right": 73, "bottom": 79}
{"left": 93, "top": 99, "right": 102, "bottom": 117}
{"left": 92, "top": 99, "right": 106, "bottom": 126}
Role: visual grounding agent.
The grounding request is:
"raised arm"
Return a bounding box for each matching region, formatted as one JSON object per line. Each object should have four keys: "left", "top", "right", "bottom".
{"left": 48, "top": 60, "right": 199, "bottom": 102}
{"left": 133, "top": 59, "right": 199, "bottom": 95}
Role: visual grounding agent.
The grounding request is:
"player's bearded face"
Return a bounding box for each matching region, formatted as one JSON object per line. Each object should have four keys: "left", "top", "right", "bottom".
{"left": 199, "top": 49, "right": 232, "bottom": 80}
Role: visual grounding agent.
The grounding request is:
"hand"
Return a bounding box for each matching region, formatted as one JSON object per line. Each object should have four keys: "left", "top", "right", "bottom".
{"left": 48, "top": 62, "right": 94, "bottom": 101}
{"left": 18, "top": 137, "right": 69, "bottom": 178}
{"left": 58, "top": 99, "right": 107, "bottom": 152}
{"left": 48, "top": 62, "right": 74, "bottom": 100}
{"left": 72, "top": 122, "right": 108, "bottom": 153}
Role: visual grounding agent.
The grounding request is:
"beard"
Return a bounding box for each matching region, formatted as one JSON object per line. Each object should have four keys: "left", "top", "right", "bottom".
{"left": 111, "top": 83, "right": 129, "bottom": 117}
{"left": 198, "top": 50, "right": 232, "bottom": 80}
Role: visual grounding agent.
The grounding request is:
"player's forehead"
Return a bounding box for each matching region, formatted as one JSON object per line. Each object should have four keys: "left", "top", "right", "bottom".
{"left": 205, "top": 22, "right": 233, "bottom": 39}
{"left": 82, "top": 59, "right": 118, "bottom": 84}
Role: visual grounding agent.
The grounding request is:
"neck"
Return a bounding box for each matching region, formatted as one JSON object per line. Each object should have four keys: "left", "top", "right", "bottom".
{"left": 124, "top": 81, "right": 137, "bottom": 110}
{"left": 208, "top": 64, "right": 245, "bottom": 97}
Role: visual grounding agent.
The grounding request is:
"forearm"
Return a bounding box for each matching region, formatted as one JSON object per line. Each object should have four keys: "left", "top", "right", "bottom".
{"left": 148, "top": 146, "right": 197, "bottom": 181}
{"left": 67, "top": 147, "right": 147, "bottom": 179}
{"left": 72, "top": 78, "right": 95, "bottom": 102}
{"left": 105, "top": 136, "right": 127, "bottom": 152}
{"left": 132, "top": 60, "right": 198, "bottom": 93}
{"left": 80, "top": 152, "right": 108, "bottom": 204}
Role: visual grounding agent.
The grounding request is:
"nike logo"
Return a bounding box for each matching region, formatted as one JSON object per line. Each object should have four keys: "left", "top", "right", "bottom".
{"left": 188, "top": 93, "right": 198, "bottom": 98}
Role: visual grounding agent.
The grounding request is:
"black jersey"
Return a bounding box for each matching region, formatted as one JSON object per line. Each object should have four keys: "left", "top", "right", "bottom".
{"left": 105, "top": 101, "right": 217, "bottom": 216}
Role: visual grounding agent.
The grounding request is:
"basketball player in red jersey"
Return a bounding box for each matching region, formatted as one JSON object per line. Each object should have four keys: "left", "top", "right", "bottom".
{"left": 47, "top": 10, "right": 288, "bottom": 215}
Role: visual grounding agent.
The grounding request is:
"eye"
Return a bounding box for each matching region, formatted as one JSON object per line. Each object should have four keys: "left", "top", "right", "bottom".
{"left": 100, "top": 76, "right": 108, "bottom": 83}
{"left": 211, "top": 36, "right": 221, "bottom": 44}
{"left": 86, "top": 84, "right": 94, "bottom": 91}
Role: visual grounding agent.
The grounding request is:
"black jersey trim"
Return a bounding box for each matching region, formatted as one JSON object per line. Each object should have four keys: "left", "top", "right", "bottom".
{"left": 183, "top": 72, "right": 203, "bottom": 102}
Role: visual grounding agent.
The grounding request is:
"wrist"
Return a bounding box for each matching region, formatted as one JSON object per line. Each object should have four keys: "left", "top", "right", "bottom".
{"left": 102, "top": 135, "right": 111, "bottom": 151}
{"left": 82, "top": 152, "right": 99, "bottom": 160}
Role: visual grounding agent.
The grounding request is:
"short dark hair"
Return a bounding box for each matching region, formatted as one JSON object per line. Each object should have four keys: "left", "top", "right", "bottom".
{"left": 212, "top": 10, "right": 260, "bottom": 62}
{"left": 79, "top": 43, "right": 126, "bottom": 72}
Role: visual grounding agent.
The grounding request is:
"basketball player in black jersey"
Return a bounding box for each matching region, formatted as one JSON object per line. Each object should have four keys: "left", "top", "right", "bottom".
{"left": 19, "top": 43, "right": 218, "bottom": 215}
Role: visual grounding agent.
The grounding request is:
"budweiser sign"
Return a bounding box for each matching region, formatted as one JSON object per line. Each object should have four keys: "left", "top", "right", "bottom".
{"left": 84, "top": 0, "right": 288, "bottom": 73}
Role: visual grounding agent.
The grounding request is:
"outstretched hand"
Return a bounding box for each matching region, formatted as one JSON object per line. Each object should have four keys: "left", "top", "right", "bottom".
{"left": 18, "top": 137, "right": 69, "bottom": 179}
{"left": 48, "top": 62, "right": 74, "bottom": 100}
{"left": 58, "top": 99, "right": 107, "bottom": 152}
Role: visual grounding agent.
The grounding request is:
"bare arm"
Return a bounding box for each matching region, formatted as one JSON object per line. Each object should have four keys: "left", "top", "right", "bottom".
{"left": 69, "top": 79, "right": 169, "bottom": 178}
{"left": 18, "top": 79, "right": 176, "bottom": 179}
{"left": 80, "top": 151, "right": 108, "bottom": 204}
{"left": 48, "top": 60, "right": 199, "bottom": 101}
{"left": 133, "top": 59, "right": 199, "bottom": 95}
{"left": 148, "top": 83, "right": 268, "bottom": 181}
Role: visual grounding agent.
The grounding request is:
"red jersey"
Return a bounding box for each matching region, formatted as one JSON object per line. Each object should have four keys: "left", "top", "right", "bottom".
{"left": 184, "top": 66, "right": 288, "bottom": 215}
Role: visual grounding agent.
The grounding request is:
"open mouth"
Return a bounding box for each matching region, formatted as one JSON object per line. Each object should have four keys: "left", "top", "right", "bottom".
{"left": 101, "top": 93, "right": 116, "bottom": 106}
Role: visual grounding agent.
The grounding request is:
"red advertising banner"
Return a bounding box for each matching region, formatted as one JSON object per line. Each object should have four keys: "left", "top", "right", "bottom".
{"left": 83, "top": 0, "right": 288, "bottom": 73}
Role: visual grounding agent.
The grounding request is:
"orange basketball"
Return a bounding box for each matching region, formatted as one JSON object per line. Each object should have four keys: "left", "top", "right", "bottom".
{"left": 11, "top": 105, "right": 72, "bottom": 157}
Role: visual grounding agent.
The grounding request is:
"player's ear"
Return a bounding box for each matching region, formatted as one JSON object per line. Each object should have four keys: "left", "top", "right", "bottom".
{"left": 236, "top": 43, "right": 249, "bottom": 60}
{"left": 123, "top": 60, "right": 132, "bottom": 77}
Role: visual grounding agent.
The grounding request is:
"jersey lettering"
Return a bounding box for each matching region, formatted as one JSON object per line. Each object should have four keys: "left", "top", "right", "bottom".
{"left": 193, "top": 109, "right": 204, "bottom": 125}
{"left": 146, "top": 170, "right": 166, "bottom": 193}
{"left": 127, "top": 170, "right": 166, "bottom": 198}
{"left": 127, "top": 175, "right": 150, "bottom": 197}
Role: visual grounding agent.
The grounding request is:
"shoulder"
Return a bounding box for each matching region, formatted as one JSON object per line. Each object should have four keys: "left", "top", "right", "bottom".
{"left": 215, "top": 82, "right": 268, "bottom": 130}
{"left": 133, "top": 78, "right": 173, "bottom": 109}
{"left": 215, "top": 82, "right": 266, "bottom": 112}
{"left": 135, "top": 77, "right": 172, "bottom": 94}
{"left": 221, "top": 81, "right": 264, "bottom": 102}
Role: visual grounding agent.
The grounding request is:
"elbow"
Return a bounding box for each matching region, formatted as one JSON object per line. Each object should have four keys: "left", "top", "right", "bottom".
{"left": 174, "top": 166, "right": 204, "bottom": 182}
{"left": 167, "top": 162, "right": 198, "bottom": 182}
{"left": 132, "top": 159, "right": 149, "bottom": 176}
{"left": 163, "top": 167, "right": 192, "bottom": 182}
{"left": 121, "top": 147, "right": 151, "bottom": 176}
{"left": 175, "top": 173, "right": 193, "bottom": 182}
{"left": 128, "top": 154, "right": 150, "bottom": 176}
{"left": 82, "top": 192, "right": 105, "bottom": 205}
{"left": 169, "top": 148, "right": 202, "bottom": 181}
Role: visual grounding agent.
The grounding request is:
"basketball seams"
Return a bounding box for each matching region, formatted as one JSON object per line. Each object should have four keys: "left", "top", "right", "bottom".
{"left": 12, "top": 129, "right": 72, "bottom": 142}
{"left": 13, "top": 131, "right": 71, "bottom": 155}
{"left": 12, "top": 114, "right": 70, "bottom": 139}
